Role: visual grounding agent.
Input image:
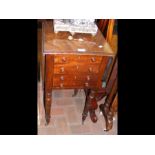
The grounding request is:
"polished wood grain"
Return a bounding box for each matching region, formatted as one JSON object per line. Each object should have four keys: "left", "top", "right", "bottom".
{"left": 97, "top": 19, "right": 115, "bottom": 45}
{"left": 44, "top": 55, "right": 54, "bottom": 124}
{"left": 53, "top": 75, "right": 98, "bottom": 84}
{"left": 54, "top": 55, "right": 102, "bottom": 64}
{"left": 53, "top": 80, "right": 97, "bottom": 89}
{"left": 97, "top": 19, "right": 116, "bottom": 86}
{"left": 111, "top": 93, "right": 118, "bottom": 114}
{"left": 106, "top": 19, "right": 115, "bottom": 44}
{"left": 42, "top": 20, "right": 114, "bottom": 56}
{"left": 97, "top": 19, "right": 109, "bottom": 34}
{"left": 54, "top": 63, "right": 101, "bottom": 74}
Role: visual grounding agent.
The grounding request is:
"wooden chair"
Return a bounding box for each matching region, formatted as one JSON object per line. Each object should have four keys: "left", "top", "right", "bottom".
{"left": 99, "top": 57, "right": 117, "bottom": 131}
{"left": 97, "top": 19, "right": 115, "bottom": 45}
{"left": 96, "top": 19, "right": 118, "bottom": 131}
{"left": 95, "top": 19, "right": 116, "bottom": 100}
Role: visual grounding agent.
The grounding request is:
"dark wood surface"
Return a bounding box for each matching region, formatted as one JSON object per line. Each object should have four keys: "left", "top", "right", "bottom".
{"left": 41, "top": 20, "right": 116, "bottom": 125}
{"left": 99, "top": 58, "right": 118, "bottom": 131}
{"left": 44, "top": 55, "right": 54, "bottom": 124}
{"left": 42, "top": 20, "right": 114, "bottom": 56}
{"left": 99, "top": 78, "right": 117, "bottom": 131}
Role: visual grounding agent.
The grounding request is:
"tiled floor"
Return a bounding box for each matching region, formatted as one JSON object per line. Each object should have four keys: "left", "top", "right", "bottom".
{"left": 38, "top": 81, "right": 117, "bottom": 135}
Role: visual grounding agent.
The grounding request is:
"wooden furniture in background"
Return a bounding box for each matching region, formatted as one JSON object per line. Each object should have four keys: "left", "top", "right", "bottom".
{"left": 95, "top": 19, "right": 118, "bottom": 131}
{"left": 99, "top": 58, "right": 117, "bottom": 131}
{"left": 41, "top": 20, "right": 116, "bottom": 125}
{"left": 97, "top": 19, "right": 115, "bottom": 45}
{"left": 97, "top": 19, "right": 116, "bottom": 85}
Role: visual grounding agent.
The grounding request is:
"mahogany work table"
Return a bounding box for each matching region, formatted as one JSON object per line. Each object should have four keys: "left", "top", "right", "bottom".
{"left": 41, "top": 20, "right": 115, "bottom": 125}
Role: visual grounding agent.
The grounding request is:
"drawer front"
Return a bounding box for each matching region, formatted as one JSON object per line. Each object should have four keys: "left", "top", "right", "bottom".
{"left": 54, "top": 55, "right": 102, "bottom": 64}
{"left": 54, "top": 64, "right": 100, "bottom": 74}
{"left": 53, "top": 74, "right": 98, "bottom": 88}
{"left": 54, "top": 55, "right": 75, "bottom": 64}
{"left": 52, "top": 54, "right": 105, "bottom": 89}
{"left": 53, "top": 75, "right": 98, "bottom": 83}
{"left": 76, "top": 55, "right": 102, "bottom": 64}
{"left": 53, "top": 80, "right": 97, "bottom": 88}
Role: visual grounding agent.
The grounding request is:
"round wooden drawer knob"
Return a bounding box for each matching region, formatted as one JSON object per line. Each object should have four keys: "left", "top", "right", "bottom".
{"left": 89, "top": 67, "right": 93, "bottom": 72}
{"left": 61, "top": 57, "right": 66, "bottom": 62}
{"left": 91, "top": 57, "right": 96, "bottom": 62}
{"left": 87, "top": 75, "right": 90, "bottom": 81}
{"left": 60, "top": 76, "right": 64, "bottom": 80}
{"left": 60, "top": 67, "right": 64, "bottom": 72}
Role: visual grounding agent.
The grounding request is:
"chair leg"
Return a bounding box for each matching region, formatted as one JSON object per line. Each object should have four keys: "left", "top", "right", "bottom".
{"left": 99, "top": 101, "right": 114, "bottom": 131}
{"left": 100, "top": 79, "right": 117, "bottom": 131}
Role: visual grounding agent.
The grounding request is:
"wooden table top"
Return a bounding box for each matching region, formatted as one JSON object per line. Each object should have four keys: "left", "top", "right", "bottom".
{"left": 42, "top": 20, "right": 115, "bottom": 56}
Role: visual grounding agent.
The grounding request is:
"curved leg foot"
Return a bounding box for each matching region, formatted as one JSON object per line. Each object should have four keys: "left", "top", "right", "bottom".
{"left": 89, "top": 110, "right": 98, "bottom": 123}
{"left": 99, "top": 103, "right": 113, "bottom": 131}
{"left": 103, "top": 112, "right": 113, "bottom": 131}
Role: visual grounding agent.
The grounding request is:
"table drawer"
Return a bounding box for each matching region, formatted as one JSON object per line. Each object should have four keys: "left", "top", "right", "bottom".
{"left": 53, "top": 80, "right": 97, "bottom": 88}
{"left": 53, "top": 74, "right": 98, "bottom": 83}
{"left": 54, "top": 64, "right": 100, "bottom": 74}
{"left": 54, "top": 55, "right": 102, "bottom": 64}
{"left": 76, "top": 55, "right": 102, "bottom": 64}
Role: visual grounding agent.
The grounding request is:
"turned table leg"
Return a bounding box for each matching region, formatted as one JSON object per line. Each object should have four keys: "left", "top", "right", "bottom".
{"left": 82, "top": 89, "right": 98, "bottom": 124}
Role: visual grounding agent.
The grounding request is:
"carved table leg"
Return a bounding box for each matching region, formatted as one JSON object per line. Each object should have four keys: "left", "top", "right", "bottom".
{"left": 44, "top": 90, "right": 52, "bottom": 125}
{"left": 82, "top": 89, "right": 98, "bottom": 124}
